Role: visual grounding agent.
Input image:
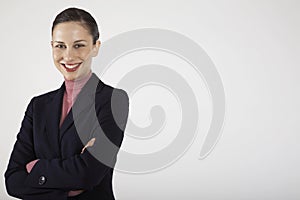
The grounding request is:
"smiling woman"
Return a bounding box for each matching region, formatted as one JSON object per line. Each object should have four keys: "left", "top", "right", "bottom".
{"left": 51, "top": 21, "right": 100, "bottom": 80}
{"left": 4, "top": 7, "right": 129, "bottom": 200}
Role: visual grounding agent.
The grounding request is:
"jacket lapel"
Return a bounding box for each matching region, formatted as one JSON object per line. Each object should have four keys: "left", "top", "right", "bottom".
{"left": 59, "top": 73, "right": 104, "bottom": 141}
{"left": 45, "top": 83, "right": 64, "bottom": 157}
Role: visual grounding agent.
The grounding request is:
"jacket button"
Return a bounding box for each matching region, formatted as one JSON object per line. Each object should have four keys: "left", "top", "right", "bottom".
{"left": 38, "top": 176, "right": 46, "bottom": 185}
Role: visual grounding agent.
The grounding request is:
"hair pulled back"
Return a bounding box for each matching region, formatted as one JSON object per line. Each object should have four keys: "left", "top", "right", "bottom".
{"left": 52, "top": 7, "right": 99, "bottom": 44}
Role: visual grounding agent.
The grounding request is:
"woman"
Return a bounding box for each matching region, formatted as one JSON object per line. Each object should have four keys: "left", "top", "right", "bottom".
{"left": 5, "top": 7, "right": 129, "bottom": 200}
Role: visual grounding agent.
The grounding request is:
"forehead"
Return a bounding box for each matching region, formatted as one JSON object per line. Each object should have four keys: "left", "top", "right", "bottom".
{"left": 52, "top": 22, "right": 92, "bottom": 42}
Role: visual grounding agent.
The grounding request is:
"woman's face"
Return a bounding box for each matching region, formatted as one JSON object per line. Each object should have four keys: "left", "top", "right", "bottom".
{"left": 51, "top": 22, "right": 100, "bottom": 81}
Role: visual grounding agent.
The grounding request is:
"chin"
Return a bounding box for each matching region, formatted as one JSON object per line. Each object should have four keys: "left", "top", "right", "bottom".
{"left": 63, "top": 73, "right": 77, "bottom": 81}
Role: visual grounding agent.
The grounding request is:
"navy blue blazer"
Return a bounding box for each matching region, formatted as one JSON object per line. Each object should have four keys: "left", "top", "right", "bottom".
{"left": 5, "top": 73, "right": 129, "bottom": 200}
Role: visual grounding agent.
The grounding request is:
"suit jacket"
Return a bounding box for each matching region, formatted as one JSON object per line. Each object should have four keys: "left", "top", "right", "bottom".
{"left": 5, "top": 73, "right": 129, "bottom": 200}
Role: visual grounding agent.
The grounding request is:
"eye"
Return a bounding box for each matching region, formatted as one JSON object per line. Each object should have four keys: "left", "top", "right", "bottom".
{"left": 55, "top": 44, "right": 66, "bottom": 49}
{"left": 74, "top": 44, "right": 85, "bottom": 49}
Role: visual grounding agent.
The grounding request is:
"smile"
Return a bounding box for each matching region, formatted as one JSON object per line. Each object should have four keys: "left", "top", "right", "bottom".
{"left": 61, "top": 63, "right": 82, "bottom": 72}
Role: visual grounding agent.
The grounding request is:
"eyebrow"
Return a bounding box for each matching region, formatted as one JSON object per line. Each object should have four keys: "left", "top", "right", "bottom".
{"left": 74, "top": 40, "right": 87, "bottom": 43}
{"left": 53, "top": 40, "right": 87, "bottom": 43}
{"left": 53, "top": 41, "right": 64, "bottom": 44}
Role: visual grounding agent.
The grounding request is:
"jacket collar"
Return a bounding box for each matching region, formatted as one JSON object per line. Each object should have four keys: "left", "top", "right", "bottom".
{"left": 46, "top": 73, "right": 105, "bottom": 146}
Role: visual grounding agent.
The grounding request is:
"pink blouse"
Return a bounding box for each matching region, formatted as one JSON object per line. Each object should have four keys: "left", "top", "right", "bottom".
{"left": 60, "top": 72, "right": 92, "bottom": 127}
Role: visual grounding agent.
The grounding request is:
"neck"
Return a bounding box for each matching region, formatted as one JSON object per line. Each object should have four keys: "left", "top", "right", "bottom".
{"left": 64, "top": 72, "right": 92, "bottom": 94}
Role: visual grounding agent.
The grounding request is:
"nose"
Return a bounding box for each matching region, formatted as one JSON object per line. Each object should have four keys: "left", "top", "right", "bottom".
{"left": 63, "top": 48, "right": 76, "bottom": 62}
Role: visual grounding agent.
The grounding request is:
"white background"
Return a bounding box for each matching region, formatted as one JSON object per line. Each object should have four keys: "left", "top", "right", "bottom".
{"left": 0, "top": 0, "right": 299, "bottom": 199}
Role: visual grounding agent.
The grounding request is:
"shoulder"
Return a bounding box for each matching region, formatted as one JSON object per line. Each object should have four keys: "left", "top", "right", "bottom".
{"left": 21, "top": 86, "right": 62, "bottom": 115}
{"left": 35, "top": 88, "right": 60, "bottom": 99}
{"left": 91, "top": 73, "right": 129, "bottom": 106}
{"left": 94, "top": 80, "right": 129, "bottom": 128}
{"left": 30, "top": 86, "right": 62, "bottom": 106}
{"left": 97, "top": 81, "right": 129, "bottom": 107}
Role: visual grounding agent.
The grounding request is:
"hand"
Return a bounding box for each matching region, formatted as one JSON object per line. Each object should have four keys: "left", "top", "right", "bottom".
{"left": 67, "top": 138, "right": 96, "bottom": 196}
{"left": 81, "top": 137, "right": 96, "bottom": 154}
{"left": 68, "top": 190, "right": 84, "bottom": 197}
{"left": 26, "top": 159, "right": 39, "bottom": 173}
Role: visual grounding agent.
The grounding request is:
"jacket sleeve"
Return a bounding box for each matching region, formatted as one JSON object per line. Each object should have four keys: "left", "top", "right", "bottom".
{"left": 24, "top": 89, "right": 129, "bottom": 190}
{"left": 4, "top": 98, "right": 67, "bottom": 199}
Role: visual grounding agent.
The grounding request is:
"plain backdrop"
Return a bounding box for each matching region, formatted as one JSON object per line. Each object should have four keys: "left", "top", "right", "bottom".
{"left": 0, "top": 0, "right": 299, "bottom": 199}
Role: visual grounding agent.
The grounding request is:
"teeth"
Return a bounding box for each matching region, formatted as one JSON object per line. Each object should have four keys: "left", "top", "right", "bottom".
{"left": 64, "top": 64, "right": 80, "bottom": 69}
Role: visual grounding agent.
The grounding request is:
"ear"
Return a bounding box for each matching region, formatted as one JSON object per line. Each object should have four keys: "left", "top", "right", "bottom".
{"left": 92, "top": 40, "right": 101, "bottom": 57}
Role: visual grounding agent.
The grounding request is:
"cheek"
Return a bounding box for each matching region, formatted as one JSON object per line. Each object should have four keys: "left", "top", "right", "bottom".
{"left": 79, "top": 49, "right": 93, "bottom": 60}
{"left": 52, "top": 50, "right": 62, "bottom": 61}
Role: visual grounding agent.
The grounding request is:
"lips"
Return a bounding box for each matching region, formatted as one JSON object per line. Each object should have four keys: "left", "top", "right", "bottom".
{"left": 61, "top": 63, "right": 82, "bottom": 72}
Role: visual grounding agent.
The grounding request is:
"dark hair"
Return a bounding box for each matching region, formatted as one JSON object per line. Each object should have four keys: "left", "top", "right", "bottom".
{"left": 52, "top": 7, "right": 99, "bottom": 44}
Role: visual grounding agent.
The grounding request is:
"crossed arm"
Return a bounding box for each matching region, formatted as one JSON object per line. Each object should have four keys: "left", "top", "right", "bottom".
{"left": 5, "top": 90, "right": 129, "bottom": 199}
{"left": 25, "top": 138, "right": 96, "bottom": 197}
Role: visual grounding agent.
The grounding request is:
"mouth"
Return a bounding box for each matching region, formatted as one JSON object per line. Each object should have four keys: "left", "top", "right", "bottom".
{"left": 60, "top": 63, "right": 82, "bottom": 72}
